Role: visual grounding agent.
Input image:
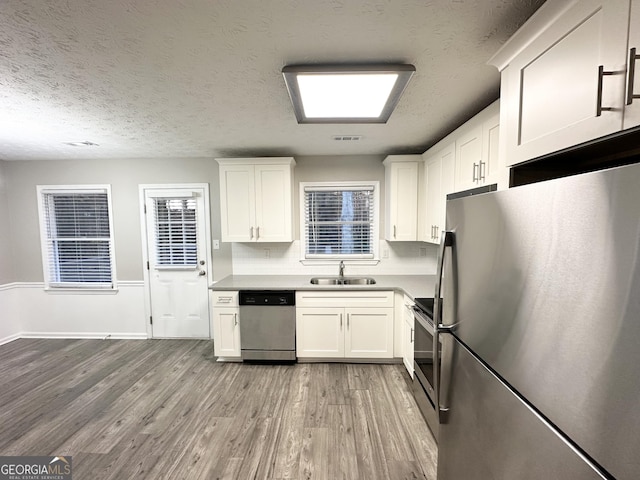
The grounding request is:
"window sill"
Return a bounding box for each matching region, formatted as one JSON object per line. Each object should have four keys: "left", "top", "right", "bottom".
{"left": 44, "top": 287, "right": 119, "bottom": 295}
{"left": 299, "top": 259, "right": 380, "bottom": 266}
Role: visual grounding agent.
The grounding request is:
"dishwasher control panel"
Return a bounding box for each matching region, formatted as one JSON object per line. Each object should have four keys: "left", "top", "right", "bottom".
{"left": 239, "top": 290, "right": 295, "bottom": 306}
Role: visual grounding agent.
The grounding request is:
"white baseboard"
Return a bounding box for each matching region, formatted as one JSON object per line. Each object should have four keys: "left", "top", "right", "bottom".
{"left": 19, "top": 332, "right": 149, "bottom": 340}
{"left": 0, "top": 333, "right": 21, "bottom": 346}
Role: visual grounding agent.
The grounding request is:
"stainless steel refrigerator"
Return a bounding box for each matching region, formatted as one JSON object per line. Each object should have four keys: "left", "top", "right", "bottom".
{"left": 434, "top": 163, "right": 640, "bottom": 479}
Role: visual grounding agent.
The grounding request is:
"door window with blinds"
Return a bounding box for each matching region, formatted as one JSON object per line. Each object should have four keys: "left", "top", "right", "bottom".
{"left": 37, "top": 186, "right": 116, "bottom": 289}
{"left": 301, "top": 182, "right": 379, "bottom": 259}
{"left": 150, "top": 196, "right": 198, "bottom": 268}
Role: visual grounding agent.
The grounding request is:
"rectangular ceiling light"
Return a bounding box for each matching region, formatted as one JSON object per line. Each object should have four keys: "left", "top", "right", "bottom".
{"left": 282, "top": 65, "right": 415, "bottom": 124}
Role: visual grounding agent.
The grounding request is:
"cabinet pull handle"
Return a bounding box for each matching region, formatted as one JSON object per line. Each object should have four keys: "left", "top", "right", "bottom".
{"left": 472, "top": 163, "right": 479, "bottom": 182}
{"left": 596, "top": 65, "right": 616, "bottom": 116}
{"left": 234, "top": 313, "right": 238, "bottom": 326}
{"left": 627, "top": 47, "right": 640, "bottom": 105}
{"left": 256, "top": 226, "right": 260, "bottom": 240}
{"left": 411, "top": 327, "right": 414, "bottom": 343}
{"left": 347, "top": 313, "right": 350, "bottom": 329}
{"left": 393, "top": 225, "right": 397, "bottom": 238}
{"left": 479, "top": 161, "right": 486, "bottom": 181}
{"left": 340, "top": 313, "right": 343, "bottom": 328}
{"left": 250, "top": 226, "right": 254, "bottom": 239}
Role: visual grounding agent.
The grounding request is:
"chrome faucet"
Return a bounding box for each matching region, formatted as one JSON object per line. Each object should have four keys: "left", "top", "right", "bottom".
{"left": 339, "top": 260, "right": 345, "bottom": 278}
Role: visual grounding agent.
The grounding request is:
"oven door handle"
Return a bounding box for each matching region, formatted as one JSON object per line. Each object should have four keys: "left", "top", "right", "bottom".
{"left": 433, "top": 230, "right": 455, "bottom": 423}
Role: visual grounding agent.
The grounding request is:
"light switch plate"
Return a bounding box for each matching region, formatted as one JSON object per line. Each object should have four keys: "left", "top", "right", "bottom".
{"left": 213, "top": 240, "right": 220, "bottom": 250}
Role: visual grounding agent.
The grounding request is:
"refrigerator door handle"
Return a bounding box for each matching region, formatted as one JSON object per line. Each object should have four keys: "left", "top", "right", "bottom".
{"left": 433, "top": 230, "right": 455, "bottom": 423}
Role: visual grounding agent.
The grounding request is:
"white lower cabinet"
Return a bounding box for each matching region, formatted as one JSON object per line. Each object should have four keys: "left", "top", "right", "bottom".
{"left": 296, "top": 307, "right": 344, "bottom": 357}
{"left": 295, "top": 291, "right": 394, "bottom": 359}
{"left": 211, "top": 291, "right": 241, "bottom": 358}
{"left": 402, "top": 296, "right": 415, "bottom": 378}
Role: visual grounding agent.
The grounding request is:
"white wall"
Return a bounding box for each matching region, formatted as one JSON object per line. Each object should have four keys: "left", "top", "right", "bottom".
{"left": 4, "top": 157, "right": 232, "bottom": 282}
{"left": 0, "top": 161, "right": 20, "bottom": 344}
{"left": 0, "top": 285, "right": 20, "bottom": 344}
{"left": 0, "top": 161, "right": 14, "bottom": 285}
{"left": 1, "top": 157, "right": 233, "bottom": 340}
{"left": 232, "top": 155, "right": 439, "bottom": 276}
{"left": 16, "top": 282, "right": 147, "bottom": 339}
{"left": 0, "top": 154, "right": 435, "bottom": 341}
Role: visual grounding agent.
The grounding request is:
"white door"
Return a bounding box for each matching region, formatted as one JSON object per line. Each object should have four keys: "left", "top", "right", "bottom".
{"left": 143, "top": 186, "right": 211, "bottom": 338}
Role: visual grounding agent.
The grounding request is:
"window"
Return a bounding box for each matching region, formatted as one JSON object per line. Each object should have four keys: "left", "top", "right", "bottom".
{"left": 301, "top": 182, "right": 379, "bottom": 259}
{"left": 37, "top": 185, "right": 116, "bottom": 289}
{"left": 152, "top": 197, "right": 198, "bottom": 267}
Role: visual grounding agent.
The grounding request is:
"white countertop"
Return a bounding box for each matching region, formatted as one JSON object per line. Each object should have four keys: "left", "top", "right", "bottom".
{"left": 210, "top": 274, "right": 437, "bottom": 301}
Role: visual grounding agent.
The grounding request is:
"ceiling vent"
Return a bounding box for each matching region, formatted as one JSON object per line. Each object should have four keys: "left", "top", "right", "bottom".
{"left": 332, "top": 135, "right": 363, "bottom": 141}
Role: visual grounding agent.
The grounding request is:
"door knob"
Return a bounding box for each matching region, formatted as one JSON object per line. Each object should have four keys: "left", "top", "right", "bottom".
{"left": 198, "top": 270, "right": 206, "bottom": 276}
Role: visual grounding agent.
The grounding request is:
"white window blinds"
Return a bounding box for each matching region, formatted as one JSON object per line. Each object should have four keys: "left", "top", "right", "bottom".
{"left": 303, "top": 185, "right": 376, "bottom": 258}
{"left": 39, "top": 188, "right": 115, "bottom": 288}
{"left": 152, "top": 197, "right": 198, "bottom": 267}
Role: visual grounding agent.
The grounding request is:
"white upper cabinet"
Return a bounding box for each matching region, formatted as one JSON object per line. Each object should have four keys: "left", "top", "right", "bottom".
{"left": 421, "top": 144, "right": 455, "bottom": 244}
{"left": 454, "top": 103, "right": 501, "bottom": 192}
{"left": 216, "top": 157, "right": 295, "bottom": 242}
{"left": 624, "top": 1, "right": 640, "bottom": 129}
{"left": 383, "top": 155, "right": 420, "bottom": 241}
{"left": 489, "top": 0, "right": 632, "bottom": 166}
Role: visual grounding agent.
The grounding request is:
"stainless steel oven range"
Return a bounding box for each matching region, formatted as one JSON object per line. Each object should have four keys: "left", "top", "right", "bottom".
{"left": 412, "top": 297, "right": 440, "bottom": 440}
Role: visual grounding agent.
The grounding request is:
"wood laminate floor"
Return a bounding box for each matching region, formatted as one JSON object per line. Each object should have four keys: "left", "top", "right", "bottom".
{"left": 0, "top": 339, "right": 437, "bottom": 480}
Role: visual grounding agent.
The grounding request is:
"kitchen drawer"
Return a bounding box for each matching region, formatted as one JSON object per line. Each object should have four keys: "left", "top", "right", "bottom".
{"left": 211, "top": 291, "right": 239, "bottom": 307}
{"left": 296, "top": 290, "right": 394, "bottom": 308}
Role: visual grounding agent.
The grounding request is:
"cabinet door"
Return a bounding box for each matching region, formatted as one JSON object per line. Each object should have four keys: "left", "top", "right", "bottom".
{"left": 424, "top": 155, "right": 441, "bottom": 244}
{"left": 344, "top": 308, "right": 394, "bottom": 359}
{"left": 219, "top": 164, "right": 255, "bottom": 242}
{"left": 402, "top": 302, "right": 415, "bottom": 378}
{"left": 481, "top": 112, "right": 500, "bottom": 186}
{"left": 212, "top": 307, "right": 240, "bottom": 357}
{"left": 624, "top": 0, "right": 640, "bottom": 129}
{"left": 438, "top": 146, "right": 455, "bottom": 238}
{"left": 296, "top": 308, "right": 344, "bottom": 358}
{"left": 455, "top": 125, "right": 483, "bottom": 192}
{"left": 502, "top": 0, "right": 629, "bottom": 166}
{"left": 254, "top": 164, "right": 293, "bottom": 242}
{"left": 387, "top": 161, "right": 418, "bottom": 241}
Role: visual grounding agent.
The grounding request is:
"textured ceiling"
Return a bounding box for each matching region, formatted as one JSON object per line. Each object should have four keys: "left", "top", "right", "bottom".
{"left": 0, "top": 0, "right": 545, "bottom": 161}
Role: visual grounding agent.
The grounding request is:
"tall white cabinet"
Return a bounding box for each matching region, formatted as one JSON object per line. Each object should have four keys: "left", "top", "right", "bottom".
{"left": 216, "top": 157, "right": 295, "bottom": 242}
{"left": 489, "top": 0, "right": 640, "bottom": 166}
{"left": 421, "top": 144, "right": 455, "bottom": 244}
{"left": 383, "top": 155, "right": 420, "bottom": 241}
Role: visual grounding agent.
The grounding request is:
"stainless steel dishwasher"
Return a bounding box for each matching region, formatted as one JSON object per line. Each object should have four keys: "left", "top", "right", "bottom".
{"left": 239, "top": 290, "right": 296, "bottom": 361}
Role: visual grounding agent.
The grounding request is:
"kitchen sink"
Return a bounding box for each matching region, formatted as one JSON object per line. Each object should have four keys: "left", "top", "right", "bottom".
{"left": 310, "top": 277, "right": 376, "bottom": 285}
